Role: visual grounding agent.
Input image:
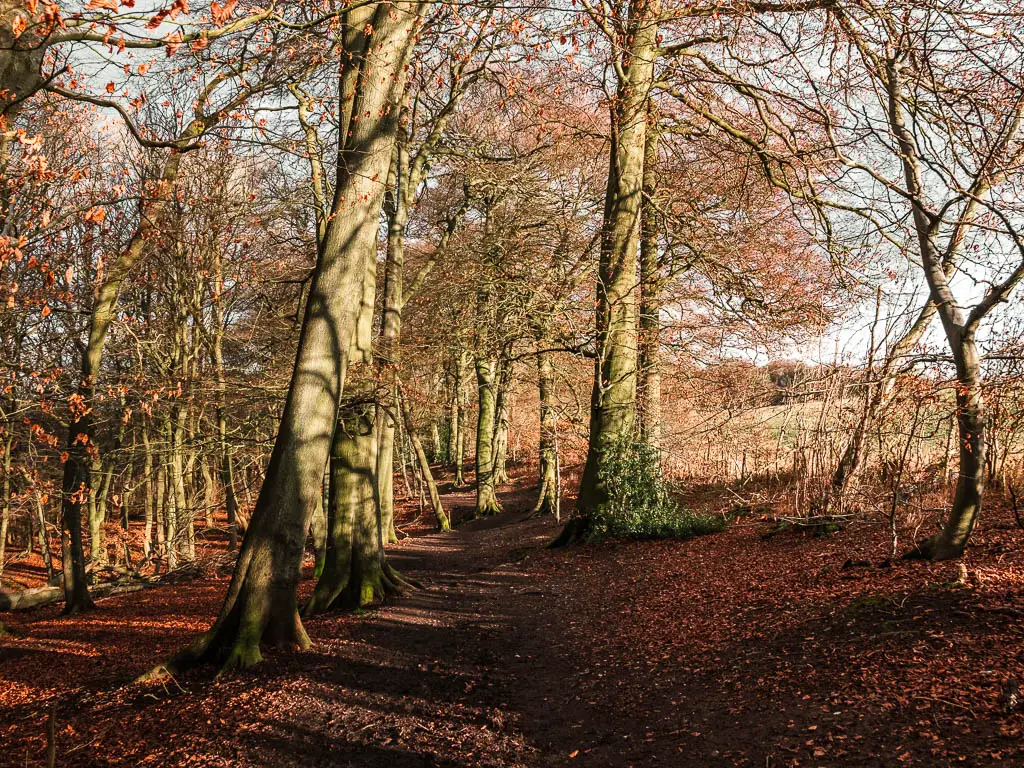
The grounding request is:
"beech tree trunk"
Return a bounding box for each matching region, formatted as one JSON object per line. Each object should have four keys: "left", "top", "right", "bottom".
{"left": 399, "top": 386, "right": 449, "bottom": 531}
{"left": 304, "top": 403, "right": 406, "bottom": 614}
{"left": 35, "top": 489, "right": 53, "bottom": 582}
{"left": 637, "top": 117, "right": 661, "bottom": 450}
{"left": 557, "top": 6, "right": 656, "bottom": 544}
{"left": 0, "top": 5, "right": 46, "bottom": 119}
{"left": 153, "top": 2, "right": 422, "bottom": 673}
{"left": 0, "top": 423, "right": 11, "bottom": 581}
{"left": 914, "top": 333, "right": 986, "bottom": 560}
{"left": 474, "top": 357, "right": 502, "bottom": 516}
{"left": 375, "top": 134, "right": 409, "bottom": 548}
{"left": 533, "top": 340, "right": 558, "bottom": 515}
{"left": 211, "top": 243, "right": 240, "bottom": 549}
{"left": 447, "top": 378, "right": 459, "bottom": 469}
{"left": 455, "top": 352, "right": 468, "bottom": 487}
{"left": 492, "top": 390, "right": 510, "bottom": 486}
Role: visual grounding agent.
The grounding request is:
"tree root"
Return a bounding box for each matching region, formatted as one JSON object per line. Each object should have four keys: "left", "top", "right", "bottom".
{"left": 303, "top": 573, "right": 352, "bottom": 618}
{"left": 904, "top": 533, "right": 965, "bottom": 562}
{"left": 532, "top": 496, "right": 555, "bottom": 517}
{"left": 304, "top": 558, "right": 418, "bottom": 617}
{"left": 383, "top": 560, "right": 421, "bottom": 591}
{"left": 475, "top": 490, "right": 503, "bottom": 518}
{"left": 136, "top": 597, "right": 309, "bottom": 682}
{"left": 549, "top": 517, "right": 589, "bottom": 548}
{"left": 217, "top": 641, "right": 264, "bottom": 675}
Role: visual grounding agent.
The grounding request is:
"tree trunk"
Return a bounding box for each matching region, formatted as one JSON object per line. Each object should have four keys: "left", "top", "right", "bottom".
{"left": 474, "top": 357, "right": 502, "bottom": 516}
{"left": 35, "top": 490, "right": 54, "bottom": 583}
{"left": 202, "top": 459, "right": 216, "bottom": 529}
{"left": 0, "top": 9, "right": 46, "bottom": 120}
{"left": 557, "top": 10, "right": 655, "bottom": 544}
{"left": 374, "top": 118, "right": 412, "bottom": 548}
{"left": 87, "top": 454, "right": 108, "bottom": 568}
{"left": 0, "top": 425, "right": 11, "bottom": 582}
{"left": 152, "top": 2, "right": 422, "bottom": 674}
{"left": 447, "top": 377, "right": 459, "bottom": 469}
{"left": 399, "top": 386, "right": 449, "bottom": 531}
{"left": 913, "top": 334, "right": 985, "bottom": 560}
{"left": 491, "top": 374, "right": 510, "bottom": 486}
{"left": 310, "top": 484, "right": 328, "bottom": 579}
{"left": 304, "top": 403, "right": 405, "bottom": 614}
{"left": 162, "top": 417, "right": 179, "bottom": 570}
{"left": 455, "top": 352, "right": 468, "bottom": 487}
{"left": 209, "top": 235, "right": 240, "bottom": 549}
{"left": 533, "top": 341, "right": 558, "bottom": 515}
{"left": 170, "top": 406, "right": 193, "bottom": 562}
{"left": 141, "top": 418, "right": 154, "bottom": 562}
{"left": 637, "top": 116, "right": 661, "bottom": 450}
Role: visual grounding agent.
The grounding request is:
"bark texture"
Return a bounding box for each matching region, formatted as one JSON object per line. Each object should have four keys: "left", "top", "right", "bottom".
{"left": 533, "top": 341, "right": 558, "bottom": 516}
{"left": 152, "top": 3, "right": 422, "bottom": 672}
{"left": 637, "top": 117, "right": 661, "bottom": 450}
{"left": 474, "top": 357, "right": 502, "bottom": 516}
{"left": 557, "top": 3, "right": 656, "bottom": 544}
{"left": 304, "top": 403, "right": 400, "bottom": 615}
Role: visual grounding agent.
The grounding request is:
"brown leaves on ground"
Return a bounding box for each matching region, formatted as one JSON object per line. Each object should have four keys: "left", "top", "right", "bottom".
{"left": 2, "top": 473, "right": 1024, "bottom": 766}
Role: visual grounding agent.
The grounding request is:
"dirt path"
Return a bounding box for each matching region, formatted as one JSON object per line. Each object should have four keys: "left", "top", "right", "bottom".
{"left": 0, "top": 477, "right": 593, "bottom": 767}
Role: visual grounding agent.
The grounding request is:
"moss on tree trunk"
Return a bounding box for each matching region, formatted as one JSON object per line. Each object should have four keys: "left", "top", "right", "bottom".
{"left": 304, "top": 403, "right": 405, "bottom": 615}
{"left": 557, "top": 18, "right": 656, "bottom": 545}
{"left": 474, "top": 357, "right": 502, "bottom": 517}
{"left": 149, "top": 1, "right": 423, "bottom": 674}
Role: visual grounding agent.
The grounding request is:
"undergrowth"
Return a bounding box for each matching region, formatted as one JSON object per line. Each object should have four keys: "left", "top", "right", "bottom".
{"left": 591, "top": 437, "right": 725, "bottom": 541}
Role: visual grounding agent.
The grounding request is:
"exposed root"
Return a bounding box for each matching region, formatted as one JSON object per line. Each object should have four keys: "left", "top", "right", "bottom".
{"left": 532, "top": 495, "right": 555, "bottom": 518}
{"left": 303, "top": 574, "right": 352, "bottom": 618}
{"left": 383, "top": 560, "right": 421, "bottom": 591}
{"left": 135, "top": 628, "right": 213, "bottom": 683}
{"left": 216, "top": 642, "right": 263, "bottom": 676}
{"left": 475, "top": 489, "right": 503, "bottom": 518}
{"left": 134, "top": 664, "right": 173, "bottom": 684}
{"left": 904, "top": 533, "right": 965, "bottom": 562}
{"left": 306, "top": 558, "right": 417, "bottom": 615}
{"left": 549, "top": 517, "right": 589, "bottom": 548}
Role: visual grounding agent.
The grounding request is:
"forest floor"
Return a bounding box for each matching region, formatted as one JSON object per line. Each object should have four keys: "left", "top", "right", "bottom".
{"left": 3, "top": 469, "right": 1024, "bottom": 767}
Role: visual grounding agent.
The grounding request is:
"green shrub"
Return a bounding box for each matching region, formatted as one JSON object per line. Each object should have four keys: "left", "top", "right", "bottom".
{"left": 589, "top": 437, "right": 725, "bottom": 541}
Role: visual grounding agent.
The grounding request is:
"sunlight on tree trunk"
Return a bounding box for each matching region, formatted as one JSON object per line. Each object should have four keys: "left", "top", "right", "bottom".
{"left": 475, "top": 357, "right": 502, "bottom": 517}
{"left": 147, "top": 1, "right": 424, "bottom": 673}
{"left": 556, "top": 11, "right": 656, "bottom": 545}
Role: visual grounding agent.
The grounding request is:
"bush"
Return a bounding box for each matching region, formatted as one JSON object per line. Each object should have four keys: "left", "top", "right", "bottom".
{"left": 589, "top": 437, "right": 725, "bottom": 541}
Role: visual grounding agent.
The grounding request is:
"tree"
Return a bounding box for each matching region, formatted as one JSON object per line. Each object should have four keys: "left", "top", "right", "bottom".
{"left": 687, "top": 1, "right": 1024, "bottom": 558}
{"left": 153, "top": 0, "right": 425, "bottom": 672}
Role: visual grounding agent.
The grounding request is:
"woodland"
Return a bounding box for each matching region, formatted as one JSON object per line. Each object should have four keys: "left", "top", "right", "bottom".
{"left": 2, "top": 0, "right": 1024, "bottom": 765}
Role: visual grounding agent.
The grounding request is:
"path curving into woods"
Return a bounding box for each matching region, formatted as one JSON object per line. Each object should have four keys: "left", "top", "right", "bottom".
{"left": 3, "top": 471, "right": 1024, "bottom": 766}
